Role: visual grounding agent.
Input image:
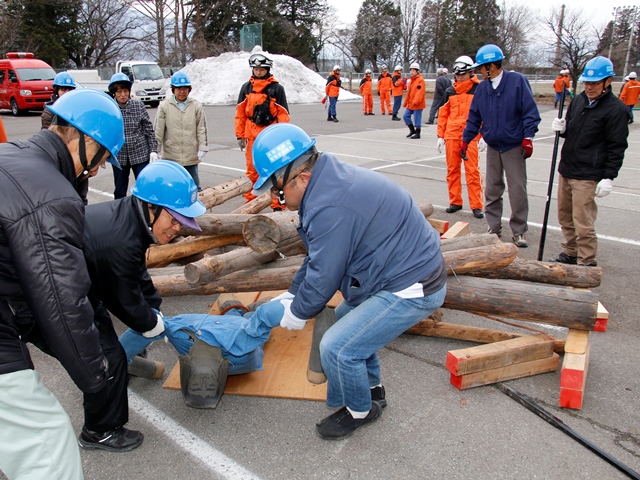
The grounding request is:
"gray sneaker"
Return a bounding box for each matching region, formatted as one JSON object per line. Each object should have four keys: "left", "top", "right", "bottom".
{"left": 487, "top": 226, "right": 502, "bottom": 238}
{"left": 512, "top": 234, "right": 528, "bottom": 248}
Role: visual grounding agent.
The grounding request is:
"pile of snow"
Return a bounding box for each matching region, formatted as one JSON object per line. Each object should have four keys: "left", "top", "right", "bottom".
{"left": 170, "top": 46, "right": 360, "bottom": 105}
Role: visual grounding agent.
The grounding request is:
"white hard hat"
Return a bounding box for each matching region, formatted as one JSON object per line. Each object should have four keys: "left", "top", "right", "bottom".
{"left": 394, "top": 65, "right": 402, "bottom": 71}
{"left": 410, "top": 62, "right": 420, "bottom": 71}
{"left": 629, "top": 71, "right": 637, "bottom": 79}
{"left": 365, "top": 68, "right": 372, "bottom": 74}
{"left": 381, "top": 64, "right": 388, "bottom": 70}
{"left": 442, "top": 68, "right": 448, "bottom": 74}
{"left": 333, "top": 65, "right": 341, "bottom": 71}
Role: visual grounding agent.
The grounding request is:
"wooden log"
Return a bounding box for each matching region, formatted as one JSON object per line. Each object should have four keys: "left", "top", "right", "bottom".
{"left": 146, "top": 234, "right": 244, "bottom": 268}
{"left": 449, "top": 353, "right": 560, "bottom": 390}
{"left": 184, "top": 242, "right": 306, "bottom": 284}
{"left": 243, "top": 211, "right": 300, "bottom": 253}
{"left": 198, "top": 177, "right": 251, "bottom": 209}
{"left": 445, "top": 334, "right": 555, "bottom": 376}
{"left": 466, "top": 257, "right": 602, "bottom": 288}
{"left": 440, "top": 233, "right": 501, "bottom": 253}
{"left": 176, "top": 213, "right": 255, "bottom": 237}
{"left": 232, "top": 192, "right": 272, "bottom": 214}
{"left": 152, "top": 257, "right": 303, "bottom": 297}
{"left": 443, "top": 242, "right": 518, "bottom": 275}
{"left": 405, "top": 319, "right": 566, "bottom": 354}
{"left": 443, "top": 276, "right": 602, "bottom": 331}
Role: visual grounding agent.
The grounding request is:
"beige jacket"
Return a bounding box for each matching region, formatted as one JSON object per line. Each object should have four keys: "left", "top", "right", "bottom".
{"left": 154, "top": 96, "right": 208, "bottom": 166}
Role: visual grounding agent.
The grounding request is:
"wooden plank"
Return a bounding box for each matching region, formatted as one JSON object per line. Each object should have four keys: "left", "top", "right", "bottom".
{"left": 559, "top": 342, "right": 591, "bottom": 410}
{"left": 595, "top": 301, "right": 609, "bottom": 332}
{"left": 564, "top": 329, "right": 590, "bottom": 355}
{"left": 450, "top": 353, "right": 560, "bottom": 390}
{"left": 440, "top": 221, "right": 469, "bottom": 240}
{"left": 445, "top": 334, "right": 554, "bottom": 376}
{"left": 428, "top": 218, "right": 449, "bottom": 234}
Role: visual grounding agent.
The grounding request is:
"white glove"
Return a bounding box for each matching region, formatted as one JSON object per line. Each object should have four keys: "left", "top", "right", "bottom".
{"left": 279, "top": 299, "right": 307, "bottom": 330}
{"left": 238, "top": 138, "right": 247, "bottom": 151}
{"left": 272, "top": 291, "right": 295, "bottom": 302}
{"left": 436, "top": 138, "right": 445, "bottom": 153}
{"left": 595, "top": 179, "right": 613, "bottom": 198}
{"left": 478, "top": 138, "right": 487, "bottom": 152}
{"left": 149, "top": 152, "right": 158, "bottom": 163}
{"left": 197, "top": 150, "right": 207, "bottom": 160}
{"left": 142, "top": 311, "right": 166, "bottom": 338}
{"left": 551, "top": 117, "right": 566, "bottom": 134}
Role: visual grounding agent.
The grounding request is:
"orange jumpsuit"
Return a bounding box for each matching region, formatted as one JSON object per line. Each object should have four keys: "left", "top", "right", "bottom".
{"left": 235, "top": 75, "right": 290, "bottom": 207}
{"left": 359, "top": 75, "right": 373, "bottom": 114}
{"left": 377, "top": 72, "right": 392, "bottom": 114}
{"left": 553, "top": 75, "right": 571, "bottom": 93}
{"left": 437, "top": 76, "right": 483, "bottom": 210}
{"left": 0, "top": 117, "right": 6, "bottom": 143}
{"left": 620, "top": 79, "right": 640, "bottom": 106}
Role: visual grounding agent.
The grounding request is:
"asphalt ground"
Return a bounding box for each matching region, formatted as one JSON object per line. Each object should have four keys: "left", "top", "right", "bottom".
{"left": 1, "top": 98, "right": 639, "bottom": 480}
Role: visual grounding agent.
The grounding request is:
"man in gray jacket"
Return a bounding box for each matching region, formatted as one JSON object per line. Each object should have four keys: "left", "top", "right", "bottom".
{"left": 426, "top": 68, "right": 451, "bottom": 124}
{"left": 251, "top": 123, "right": 447, "bottom": 440}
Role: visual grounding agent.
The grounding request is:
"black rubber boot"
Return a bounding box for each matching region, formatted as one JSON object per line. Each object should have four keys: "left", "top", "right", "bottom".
{"left": 307, "top": 307, "right": 337, "bottom": 384}
{"left": 128, "top": 356, "right": 165, "bottom": 379}
{"left": 327, "top": 114, "right": 333, "bottom": 121}
{"left": 406, "top": 124, "right": 415, "bottom": 137}
{"left": 332, "top": 115, "right": 339, "bottom": 123}
{"left": 179, "top": 335, "right": 229, "bottom": 409}
{"left": 410, "top": 128, "right": 421, "bottom": 139}
{"left": 392, "top": 114, "right": 401, "bottom": 121}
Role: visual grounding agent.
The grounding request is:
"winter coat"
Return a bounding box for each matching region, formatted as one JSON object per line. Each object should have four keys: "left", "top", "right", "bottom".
{"left": 391, "top": 72, "right": 404, "bottom": 96}
{"left": 377, "top": 72, "right": 393, "bottom": 94}
{"left": 558, "top": 87, "right": 628, "bottom": 181}
{"left": 154, "top": 96, "right": 208, "bottom": 166}
{"left": 437, "top": 76, "right": 481, "bottom": 141}
{"left": 404, "top": 73, "right": 426, "bottom": 110}
{"left": 116, "top": 99, "right": 157, "bottom": 166}
{"left": 359, "top": 76, "right": 373, "bottom": 96}
{"left": 462, "top": 70, "right": 541, "bottom": 152}
{"left": 0, "top": 130, "right": 107, "bottom": 394}
{"left": 433, "top": 74, "right": 452, "bottom": 106}
{"left": 326, "top": 71, "right": 342, "bottom": 97}
{"left": 235, "top": 75, "right": 290, "bottom": 142}
{"left": 83, "top": 196, "right": 162, "bottom": 334}
{"left": 554, "top": 75, "right": 571, "bottom": 93}
{"left": 288, "top": 153, "right": 446, "bottom": 319}
{"left": 619, "top": 79, "right": 640, "bottom": 106}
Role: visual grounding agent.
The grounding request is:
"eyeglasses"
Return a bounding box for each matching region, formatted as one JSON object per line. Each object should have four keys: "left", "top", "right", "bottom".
{"left": 270, "top": 168, "right": 308, "bottom": 194}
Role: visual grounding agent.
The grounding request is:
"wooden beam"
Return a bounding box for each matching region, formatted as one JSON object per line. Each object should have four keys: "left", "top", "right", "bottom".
{"left": 450, "top": 353, "right": 560, "bottom": 390}
{"left": 428, "top": 218, "right": 449, "bottom": 234}
{"left": 440, "top": 221, "right": 469, "bottom": 240}
{"left": 560, "top": 330, "right": 591, "bottom": 410}
{"left": 446, "top": 334, "right": 555, "bottom": 376}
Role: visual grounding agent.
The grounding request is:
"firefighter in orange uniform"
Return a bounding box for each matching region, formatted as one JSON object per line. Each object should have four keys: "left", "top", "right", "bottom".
{"left": 235, "top": 52, "right": 290, "bottom": 210}
{"left": 391, "top": 65, "right": 404, "bottom": 121}
{"left": 377, "top": 65, "right": 393, "bottom": 115}
{"left": 326, "top": 66, "right": 342, "bottom": 122}
{"left": 360, "top": 69, "right": 374, "bottom": 115}
{"left": 403, "top": 63, "right": 426, "bottom": 139}
{"left": 437, "top": 56, "right": 484, "bottom": 219}
{"left": 620, "top": 71, "right": 640, "bottom": 123}
{"left": 553, "top": 70, "right": 571, "bottom": 108}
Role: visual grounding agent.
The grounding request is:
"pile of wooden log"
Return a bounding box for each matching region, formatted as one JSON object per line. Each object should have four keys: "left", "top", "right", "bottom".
{"left": 147, "top": 177, "right": 608, "bottom": 410}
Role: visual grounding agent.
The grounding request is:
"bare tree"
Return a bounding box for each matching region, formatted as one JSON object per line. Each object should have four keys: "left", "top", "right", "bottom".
{"left": 397, "top": 0, "right": 425, "bottom": 67}
{"left": 129, "top": 0, "right": 172, "bottom": 64}
{"left": 497, "top": 1, "right": 537, "bottom": 68}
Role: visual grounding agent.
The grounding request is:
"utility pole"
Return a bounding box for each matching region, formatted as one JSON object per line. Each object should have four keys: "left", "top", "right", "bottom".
{"left": 623, "top": 6, "right": 638, "bottom": 77}
{"left": 608, "top": 8, "right": 619, "bottom": 59}
{"left": 554, "top": 5, "right": 565, "bottom": 67}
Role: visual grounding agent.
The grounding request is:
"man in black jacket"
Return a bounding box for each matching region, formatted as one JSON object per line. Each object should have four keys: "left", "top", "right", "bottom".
{"left": 550, "top": 56, "right": 629, "bottom": 267}
{"left": 0, "top": 89, "right": 124, "bottom": 479}
{"left": 426, "top": 68, "right": 451, "bottom": 124}
{"left": 79, "top": 160, "right": 206, "bottom": 447}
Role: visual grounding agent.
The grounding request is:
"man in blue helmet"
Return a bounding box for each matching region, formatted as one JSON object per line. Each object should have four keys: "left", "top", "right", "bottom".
{"left": 155, "top": 71, "right": 208, "bottom": 190}
{"left": 549, "top": 56, "right": 629, "bottom": 267}
{"left": 251, "top": 123, "right": 447, "bottom": 440}
{"left": 41, "top": 71, "right": 77, "bottom": 130}
{"left": 76, "top": 160, "right": 206, "bottom": 450}
{"left": 462, "top": 44, "right": 541, "bottom": 248}
{"left": 0, "top": 89, "right": 124, "bottom": 479}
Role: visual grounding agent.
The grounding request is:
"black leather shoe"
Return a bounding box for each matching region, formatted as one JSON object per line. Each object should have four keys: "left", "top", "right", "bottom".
{"left": 472, "top": 209, "right": 484, "bottom": 218}
{"left": 78, "top": 426, "right": 143, "bottom": 452}
{"left": 316, "top": 403, "right": 382, "bottom": 440}
{"left": 550, "top": 252, "right": 578, "bottom": 265}
{"left": 446, "top": 204, "right": 462, "bottom": 213}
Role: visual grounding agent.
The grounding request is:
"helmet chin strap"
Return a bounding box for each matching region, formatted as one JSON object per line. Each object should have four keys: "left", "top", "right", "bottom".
{"left": 77, "top": 133, "right": 107, "bottom": 180}
{"left": 271, "top": 162, "right": 294, "bottom": 206}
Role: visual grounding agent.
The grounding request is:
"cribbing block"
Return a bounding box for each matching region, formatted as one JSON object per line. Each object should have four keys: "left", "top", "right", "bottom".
{"left": 428, "top": 218, "right": 449, "bottom": 235}
{"left": 594, "top": 301, "right": 608, "bottom": 332}
{"left": 559, "top": 339, "right": 591, "bottom": 410}
{"left": 440, "top": 222, "right": 469, "bottom": 240}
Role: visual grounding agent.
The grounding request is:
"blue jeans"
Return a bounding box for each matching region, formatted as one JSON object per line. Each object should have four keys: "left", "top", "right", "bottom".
{"left": 328, "top": 96, "right": 338, "bottom": 116}
{"left": 628, "top": 105, "right": 634, "bottom": 122}
{"left": 392, "top": 96, "right": 402, "bottom": 116}
{"left": 320, "top": 285, "right": 447, "bottom": 412}
{"left": 403, "top": 108, "right": 423, "bottom": 127}
{"left": 184, "top": 164, "right": 201, "bottom": 189}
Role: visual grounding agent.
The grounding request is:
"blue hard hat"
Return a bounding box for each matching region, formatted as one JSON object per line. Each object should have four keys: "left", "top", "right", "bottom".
{"left": 252, "top": 124, "right": 317, "bottom": 191}
{"left": 46, "top": 89, "right": 124, "bottom": 168}
{"left": 171, "top": 71, "right": 191, "bottom": 87}
{"left": 131, "top": 160, "right": 205, "bottom": 218}
{"left": 472, "top": 44, "right": 505, "bottom": 68}
{"left": 108, "top": 72, "right": 133, "bottom": 93}
{"left": 579, "top": 56, "right": 615, "bottom": 82}
{"left": 52, "top": 72, "right": 77, "bottom": 89}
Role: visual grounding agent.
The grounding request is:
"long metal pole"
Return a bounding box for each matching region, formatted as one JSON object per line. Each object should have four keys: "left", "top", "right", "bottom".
{"left": 537, "top": 84, "right": 567, "bottom": 261}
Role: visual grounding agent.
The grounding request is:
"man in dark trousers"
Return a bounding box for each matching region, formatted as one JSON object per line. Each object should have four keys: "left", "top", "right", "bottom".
{"left": 549, "top": 56, "right": 629, "bottom": 267}
{"left": 426, "top": 68, "right": 451, "bottom": 124}
{"left": 0, "top": 89, "right": 124, "bottom": 478}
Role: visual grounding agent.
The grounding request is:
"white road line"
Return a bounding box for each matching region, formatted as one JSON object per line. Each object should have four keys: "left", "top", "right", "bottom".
{"left": 129, "top": 393, "right": 262, "bottom": 480}
{"left": 88, "top": 187, "right": 114, "bottom": 198}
